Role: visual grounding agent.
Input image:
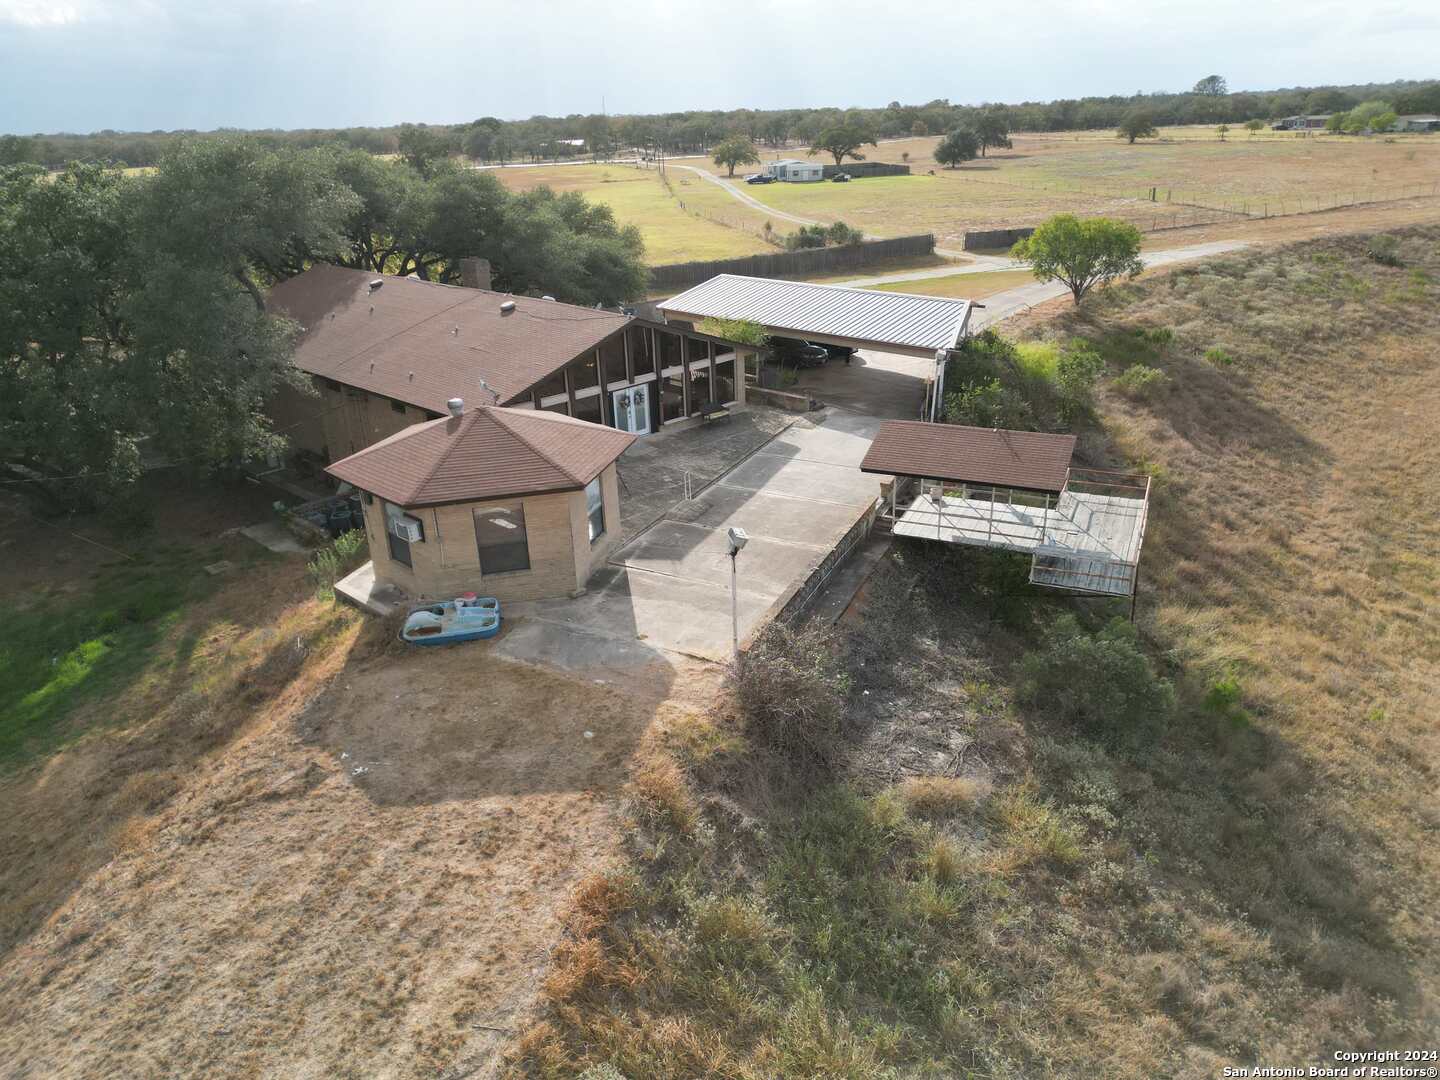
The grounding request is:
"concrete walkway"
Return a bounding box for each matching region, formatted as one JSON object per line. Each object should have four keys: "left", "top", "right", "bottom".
{"left": 497, "top": 410, "right": 884, "bottom": 664}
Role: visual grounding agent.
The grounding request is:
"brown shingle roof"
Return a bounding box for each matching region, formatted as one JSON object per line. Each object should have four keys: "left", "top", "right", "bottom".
{"left": 860, "top": 421, "right": 1076, "bottom": 493}
{"left": 325, "top": 405, "right": 636, "bottom": 507}
{"left": 267, "top": 264, "right": 630, "bottom": 412}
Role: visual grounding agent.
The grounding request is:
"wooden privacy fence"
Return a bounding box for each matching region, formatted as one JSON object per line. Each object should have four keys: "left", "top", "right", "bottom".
{"left": 649, "top": 234, "right": 935, "bottom": 292}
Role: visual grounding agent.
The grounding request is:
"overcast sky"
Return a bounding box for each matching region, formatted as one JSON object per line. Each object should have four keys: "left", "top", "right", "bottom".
{"left": 1, "top": 0, "right": 1436, "bottom": 134}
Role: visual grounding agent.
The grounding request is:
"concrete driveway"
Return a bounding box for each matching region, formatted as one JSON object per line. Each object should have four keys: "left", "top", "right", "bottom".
{"left": 497, "top": 409, "right": 883, "bottom": 664}
{"left": 789, "top": 349, "right": 932, "bottom": 420}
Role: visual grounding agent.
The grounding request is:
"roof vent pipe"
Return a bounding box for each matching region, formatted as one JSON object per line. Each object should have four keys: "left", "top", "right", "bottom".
{"left": 447, "top": 398, "right": 464, "bottom": 417}
{"left": 368, "top": 279, "right": 384, "bottom": 291}
{"left": 499, "top": 300, "right": 516, "bottom": 314}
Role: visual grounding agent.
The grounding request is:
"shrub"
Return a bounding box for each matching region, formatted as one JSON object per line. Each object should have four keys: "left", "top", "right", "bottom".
{"left": 1204, "top": 346, "right": 1235, "bottom": 366}
{"left": 782, "top": 220, "right": 863, "bottom": 250}
{"left": 1367, "top": 234, "right": 1403, "bottom": 267}
{"left": 941, "top": 330, "right": 1103, "bottom": 433}
{"left": 732, "top": 622, "right": 849, "bottom": 770}
{"left": 306, "top": 528, "right": 369, "bottom": 600}
{"left": 1203, "top": 672, "right": 1250, "bottom": 728}
{"left": 1054, "top": 343, "right": 1106, "bottom": 425}
{"left": 1018, "top": 615, "right": 1175, "bottom": 747}
{"left": 1113, "top": 364, "right": 1170, "bottom": 400}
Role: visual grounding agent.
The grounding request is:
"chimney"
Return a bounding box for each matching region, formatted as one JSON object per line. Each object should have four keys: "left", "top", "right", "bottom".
{"left": 459, "top": 257, "right": 492, "bottom": 291}
{"left": 447, "top": 398, "right": 464, "bottom": 417}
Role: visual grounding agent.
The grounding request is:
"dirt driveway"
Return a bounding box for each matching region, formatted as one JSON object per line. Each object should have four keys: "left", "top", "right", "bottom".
{"left": 0, "top": 627, "right": 715, "bottom": 1079}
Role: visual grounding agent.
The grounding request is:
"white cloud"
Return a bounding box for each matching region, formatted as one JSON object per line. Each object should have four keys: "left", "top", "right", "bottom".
{"left": 0, "top": 0, "right": 91, "bottom": 26}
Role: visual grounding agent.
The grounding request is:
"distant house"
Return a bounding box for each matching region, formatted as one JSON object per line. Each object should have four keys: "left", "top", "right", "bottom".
{"left": 556, "top": 138, "right": 586, "bottom": 149}
{"left": 762, "top": 158, "right": 824, "bottom": 182}
{"left": 1392, "top": 114, "right": 1440, "bottom": 133}
{"left": 1271, "top": 114, "right": 1332, "bottom": 131}
{"left": 265, "top": 264, "right": 751, "bottom": 464}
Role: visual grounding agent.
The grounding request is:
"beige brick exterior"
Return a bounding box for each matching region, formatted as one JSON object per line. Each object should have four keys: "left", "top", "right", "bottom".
{"left": 358, "top": 463, "right": 623, "bottom": 603}
{"left": 270, "top": 376, "right": 434, "bottom": 462}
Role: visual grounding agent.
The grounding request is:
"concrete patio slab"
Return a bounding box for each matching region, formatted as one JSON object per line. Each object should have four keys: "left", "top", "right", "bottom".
{"left": 240, "top": 520, "right": 306, "bottom": 554}
{"left": 335, "top": 560, "right": 407, "bottom": 617}
{"left": 613, "top": 520, "right": 825, "bottom": 593}
{"left": 789, "top": 349, "right": 933, "bottom": 420}
{"left": 497, "top": 409, "right": 887, "bottom": 663}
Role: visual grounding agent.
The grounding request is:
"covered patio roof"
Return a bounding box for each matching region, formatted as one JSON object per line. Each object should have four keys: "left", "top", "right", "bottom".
{"left": 859, "top": 421, "right": 1076, "bottom": 494}
{"left": 658, "top": 274, "right": 973, "bottom": 358}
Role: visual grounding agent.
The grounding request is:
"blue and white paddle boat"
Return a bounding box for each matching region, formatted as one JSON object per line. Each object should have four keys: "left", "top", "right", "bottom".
{"left": 400, "top": 594, "right": 501, "bottom": 645}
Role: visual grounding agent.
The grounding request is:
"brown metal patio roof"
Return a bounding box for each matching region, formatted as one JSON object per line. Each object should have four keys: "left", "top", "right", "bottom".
{"left": 325, "top": 405, "right": 635, "bottom": 507}
{"left": 859, "top": 421, "right": 1076, "bottom": 494}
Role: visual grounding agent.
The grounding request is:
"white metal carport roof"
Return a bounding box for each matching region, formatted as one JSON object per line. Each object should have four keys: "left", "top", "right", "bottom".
{"left": 658, "top": 274, "right": 973, "bottom": 358}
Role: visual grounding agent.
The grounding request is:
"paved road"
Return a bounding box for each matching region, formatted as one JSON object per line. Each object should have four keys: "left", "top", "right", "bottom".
{"left": 968, "top": 240, "right": 1249, "bottom": 328}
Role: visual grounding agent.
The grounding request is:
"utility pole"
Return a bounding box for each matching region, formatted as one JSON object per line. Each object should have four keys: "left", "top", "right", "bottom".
{"left": 727, "top": 527, "right": 749, "bottom": 659}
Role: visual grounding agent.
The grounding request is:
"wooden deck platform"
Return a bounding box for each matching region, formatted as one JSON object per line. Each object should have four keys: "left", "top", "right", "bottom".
{"left": 889, "top": 485, "right": 1148, "bottom": 598}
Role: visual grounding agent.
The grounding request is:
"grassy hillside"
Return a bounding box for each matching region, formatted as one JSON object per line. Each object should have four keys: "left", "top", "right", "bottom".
{"left": 511, "top": 226, "right": 1440, "bottom": 1078}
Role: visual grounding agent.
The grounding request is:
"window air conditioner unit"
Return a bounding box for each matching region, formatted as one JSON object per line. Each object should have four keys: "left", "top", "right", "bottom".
{"left": 390, "top": 516, "right": 422, "bottom": 543}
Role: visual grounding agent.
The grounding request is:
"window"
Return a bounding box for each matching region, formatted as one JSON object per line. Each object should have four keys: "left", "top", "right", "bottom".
{"left": 714, "top": 355, "right": 736, "bottom": 404}
{"left": 473, "top": 504, "right": 530, "bottom": 574}
{"left": 660, "top": 372, "right": 685, "bottom": 423}
{"left": 533, "top": 368, "right": 567, "bottom": 403}
{"left": 656, "top": 330, "right": 683, "bottom": 372}
{"left": 570, "top": 349, "right": 599, "bottom": 391}
{"left": 599, "top": 333, "right": 626, "bottom": 387}
{"left": 571, "top": 392, "right": 602, "bottom": 425}
{"left": 390, "top": 398, "right": 407, "bottom": 414}
{"left": 628, "top": 326, "right": 655, "bottom": 378}
{"left": 585, "top": 476, "right": 605, "bottom": 543}
{"left": 688, "top": 362, "right": 712, "bottom": 415}
{"left": 383, "top": 501, "right": 420, "bottom": 567}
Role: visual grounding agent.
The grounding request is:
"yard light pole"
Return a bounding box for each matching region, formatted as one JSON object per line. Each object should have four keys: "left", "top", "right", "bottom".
{"left": 727, "top": 526, "right": 749, "bottom": 660}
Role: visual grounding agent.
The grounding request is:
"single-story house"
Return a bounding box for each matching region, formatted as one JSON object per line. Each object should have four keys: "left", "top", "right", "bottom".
{"left": 762, "top": 159, "right": 824, "bottom": 182}
{"left": 1392, "top": 114, "right": 1440, "bottom": 133}
{"left": 266, "top": 264, "right": 752, "bottom": 464}
{"left": 326, "top": 400, "right": 633, "bottom": 602}
{"left": 1271, "top": 114, "right": 1332, "bottom": 131}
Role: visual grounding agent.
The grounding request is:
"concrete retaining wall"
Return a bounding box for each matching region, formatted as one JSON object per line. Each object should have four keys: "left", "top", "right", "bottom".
{"left": 746, "top": 385, "right": 818, "bottom": 413}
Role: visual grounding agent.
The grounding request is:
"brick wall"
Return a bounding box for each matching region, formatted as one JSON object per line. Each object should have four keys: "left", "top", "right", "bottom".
{"left": 361, "top": 482, "right": 623, "bottom": 603}
{"left": 269, "top": 375, "right": 433, "bottom": 463}
{"left": 568, "top": 464, "right": 623, "bottom": 584}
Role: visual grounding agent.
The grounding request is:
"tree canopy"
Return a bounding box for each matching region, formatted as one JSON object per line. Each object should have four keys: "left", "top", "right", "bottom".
{"left": 934, "top": 128, "right": 980, "bottom": 167}
{"left": 1193, "top": 74, "right": 1228, "bottom": 96}
{"left": 806, "top": 123, "right": 876, "bottom": 167}
{"left": 0, "top": 138, "right": 647, "bottom": 508}
{"left": 974, "top": 110, "right": 1013, "bottom": 156}
{"left": 1116, "top": 110, "right": 1159, "bottom": 144}
{"left": 711, "top": 135, "right": 760, "bottom": 177}
{"left": 1012, "top": 215, "right": 1144, "bottom": 305}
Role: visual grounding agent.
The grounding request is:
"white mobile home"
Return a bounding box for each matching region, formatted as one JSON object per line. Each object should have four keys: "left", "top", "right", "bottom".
{"left": 763, "top": 158, "right": 824, "bottom": 182}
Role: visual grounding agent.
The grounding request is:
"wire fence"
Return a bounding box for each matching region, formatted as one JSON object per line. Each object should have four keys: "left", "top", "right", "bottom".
{"left": 946, "top": 171, "right": 1440, "bottom": 233}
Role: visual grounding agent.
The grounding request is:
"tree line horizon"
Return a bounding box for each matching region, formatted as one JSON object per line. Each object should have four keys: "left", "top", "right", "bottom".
{"left": 3, "top": 76, "right": 1438, "bottom": 171}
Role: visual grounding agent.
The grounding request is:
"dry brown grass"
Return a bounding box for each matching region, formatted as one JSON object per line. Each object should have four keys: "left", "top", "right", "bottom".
{"left": 898, "top": 775, "right": 990, "bottom": 818}
{"left": 508, "top": 223, "right": 1440, "bottom": 1079}
{"left": 0, "top": 536, "right": 690, "bottom": 1078}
